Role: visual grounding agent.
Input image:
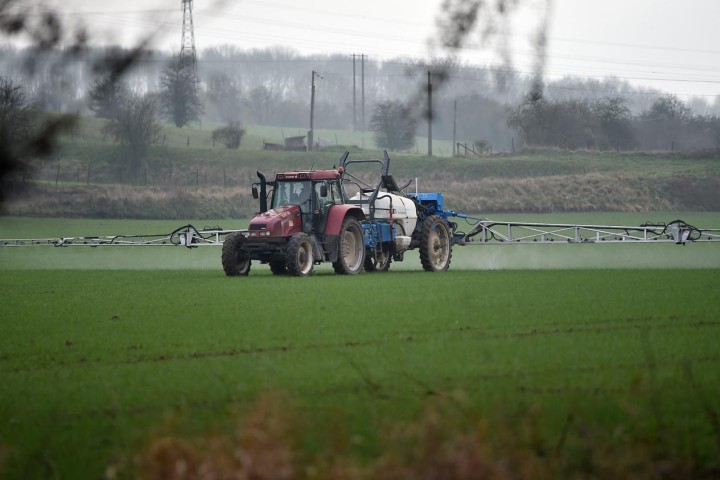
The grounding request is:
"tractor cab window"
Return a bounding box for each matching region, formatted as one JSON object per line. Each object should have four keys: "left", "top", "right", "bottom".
{"left": 314, "top": 181, "right": 328, "bottom": 203}
{"left": 330, "top": 181, "right": 343, "bottom": 205}
{"left": 272, "top": 181, "right": 312, "bottom": 209}
{"left": 314, "top": 180, "right": 341, "bottom": 233}
{"left": 313, "top": 180, "right": 343, "bottom": 208}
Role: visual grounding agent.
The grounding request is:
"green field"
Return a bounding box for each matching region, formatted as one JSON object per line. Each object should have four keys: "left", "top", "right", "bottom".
{"left": 1, "top": 216, "right": 720, "bottom": 478}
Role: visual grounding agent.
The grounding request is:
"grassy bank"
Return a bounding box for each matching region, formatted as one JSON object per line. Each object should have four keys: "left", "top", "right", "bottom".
{"left": 3, "top": 115, "right": 720, "bottom": 218}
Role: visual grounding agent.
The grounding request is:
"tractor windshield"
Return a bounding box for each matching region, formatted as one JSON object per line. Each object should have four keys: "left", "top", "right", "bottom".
{"left": 272, "top": 181, "right": 312, "bottom": 209}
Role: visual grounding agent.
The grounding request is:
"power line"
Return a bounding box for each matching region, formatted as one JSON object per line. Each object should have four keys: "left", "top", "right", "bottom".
{"left": 7, "top": 4, "right": 720, "bottom": 99}
{"left": 24, "top": 5, "right": 720, "bottom": 88}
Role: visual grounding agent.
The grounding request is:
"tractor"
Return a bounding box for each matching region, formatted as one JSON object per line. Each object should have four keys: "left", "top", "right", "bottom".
{"left": 221, "top": 151, "right": 455, "bottom": 276}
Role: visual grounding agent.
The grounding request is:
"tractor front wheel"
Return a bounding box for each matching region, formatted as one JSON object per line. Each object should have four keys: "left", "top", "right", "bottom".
{"left": 419, "top": 215, "right": 452, "bottom": 272}
{"left": 286, "top": 233, "right": 314, "bottom": 276}
{"left": 221, "top": 233, "right": 251, "bottom": 276}
{"left": 333, "top": 216, "right": 365, "bottom": 275}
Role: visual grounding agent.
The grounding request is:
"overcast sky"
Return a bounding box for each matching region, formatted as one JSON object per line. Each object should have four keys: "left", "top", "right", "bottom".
{"left": 8, "top": 0, "right": 720, "bottom": 100}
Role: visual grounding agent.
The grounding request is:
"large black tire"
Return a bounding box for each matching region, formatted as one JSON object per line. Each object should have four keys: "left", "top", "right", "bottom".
{"left": 333, "top": 216, "right": 365, "bottom": 275}
{"left": 419, "top": 215, "right": 452, "bottom": 272}
{"left": 221, "top": 233, "right": 251, "bottom": 276}
{"left": 269, "top": 260, "right": 287, "bottom": 275}
{"left": 364, "top": 244, "right": 392, "bottom": 272}
{"left": 286, "top": 233, "right": 314, "bottom": 276}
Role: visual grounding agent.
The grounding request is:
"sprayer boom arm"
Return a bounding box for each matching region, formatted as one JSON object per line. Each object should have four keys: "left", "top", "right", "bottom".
{"left": 0, "top": 225, "right": 246, "bottom": 248}
{"left": 458, "top": 219, "right": 719, "bottom": 245}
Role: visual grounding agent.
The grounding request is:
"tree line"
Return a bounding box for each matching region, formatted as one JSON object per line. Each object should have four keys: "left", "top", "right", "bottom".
{"left": 3, "top": 43, "right": 720, "bottom": 174}
{"left": 507, "top": 92, "right": 720, "bottom": 151}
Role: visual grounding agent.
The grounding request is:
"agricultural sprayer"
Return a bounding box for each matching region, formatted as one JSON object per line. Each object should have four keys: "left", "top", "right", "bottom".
{"left": 2, "top": 151, "right": 719, "bottom": 276}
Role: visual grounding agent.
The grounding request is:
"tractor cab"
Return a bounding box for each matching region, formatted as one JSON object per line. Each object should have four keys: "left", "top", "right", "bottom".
{"left": 271, "top": 175, "right": 344, "bottom": 232}
{"left": 251, "top": 170, "right": 344, "bottom": 236}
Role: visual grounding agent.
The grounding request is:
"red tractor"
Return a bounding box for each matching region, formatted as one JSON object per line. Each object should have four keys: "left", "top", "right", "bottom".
{"left": 221, "top": 153, "right": 367, "bottom": 276}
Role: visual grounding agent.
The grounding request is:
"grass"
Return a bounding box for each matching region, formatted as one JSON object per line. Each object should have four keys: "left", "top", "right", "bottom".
{"left": 0, "top": 267, "right": 719, "bottom": 478}
{"left": 66, "top": 115, "right": 455, "bottom": 156}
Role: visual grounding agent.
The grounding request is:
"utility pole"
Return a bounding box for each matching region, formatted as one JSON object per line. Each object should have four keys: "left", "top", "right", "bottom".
{"left": 427, "top": 71, "right": 432, "bottom": 157}
{"left": 361, "top": 54, "right": 365, "bottom": 132}
{"left": 309, "top": 70, "right": 322, "bottom": 151}
{"left": 352, "top": 54, "right": 357, "bottom": 132}
{"left": 309, "top": 70, "right": 316, "bottom": 151}
{"left": 452, "top": 99, "right": 457, "bottom": 157}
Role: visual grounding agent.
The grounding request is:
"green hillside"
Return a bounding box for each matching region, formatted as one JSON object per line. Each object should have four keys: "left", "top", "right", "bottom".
{"left": 4, "top": 116, "right": 720, "bottom": 218}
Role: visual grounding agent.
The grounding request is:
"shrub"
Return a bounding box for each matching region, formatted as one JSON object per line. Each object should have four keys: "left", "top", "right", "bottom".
{"left": 212, "top": 121, "right": 246, "bottom": 149}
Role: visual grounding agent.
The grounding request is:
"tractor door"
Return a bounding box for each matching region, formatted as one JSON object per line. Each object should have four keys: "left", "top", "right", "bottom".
{"left": 315, "top": 180, "right": 343, "bottom": 233}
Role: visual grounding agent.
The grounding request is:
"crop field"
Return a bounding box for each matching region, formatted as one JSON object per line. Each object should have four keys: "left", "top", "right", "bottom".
{"left": 1, "top": 215, "right": 720, "bottom": 478}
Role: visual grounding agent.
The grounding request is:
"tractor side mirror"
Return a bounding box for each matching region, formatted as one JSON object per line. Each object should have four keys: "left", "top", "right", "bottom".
{"left": 252, "top": 186, "right": 259, "bottom": 199}
{"left": 320, "top": 184, "right": 328, "bottom": 198}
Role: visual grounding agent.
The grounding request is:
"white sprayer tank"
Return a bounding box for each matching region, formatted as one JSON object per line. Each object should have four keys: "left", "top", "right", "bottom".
{"left": 349, "top": 191, "right": 417, "bottom": 251}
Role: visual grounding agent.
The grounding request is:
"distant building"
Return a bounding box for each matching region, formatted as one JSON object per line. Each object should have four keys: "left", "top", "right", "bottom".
{"left": 263, "top": 135, "right": 307, "bottom": 151}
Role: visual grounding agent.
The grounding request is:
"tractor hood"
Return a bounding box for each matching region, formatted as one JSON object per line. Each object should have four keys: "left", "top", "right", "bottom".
{"left": 247, "top": 205, "right": 302, "bottom": 239}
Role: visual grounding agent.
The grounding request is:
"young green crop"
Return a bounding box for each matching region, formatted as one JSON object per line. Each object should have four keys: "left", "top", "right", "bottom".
{"left": 1, "top": 268, "right": 719, "bottom": 478}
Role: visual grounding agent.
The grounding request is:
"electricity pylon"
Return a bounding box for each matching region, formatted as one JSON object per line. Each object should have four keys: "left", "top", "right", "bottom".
{"left": 180, "top": 0, "right": 198, "bottom": 84}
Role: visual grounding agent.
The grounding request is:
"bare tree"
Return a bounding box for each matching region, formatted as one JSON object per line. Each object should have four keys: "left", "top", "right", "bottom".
{"left": 88, "top": 74, "right": 128, "bottom": 120}
{"left": 0, "top": 76, "right": 32, "bottom": 144}
{"left": 0, "top": 2, "right": 87, "bottom": 202}
{"left": 370, "top": 100, "right": 418, "bottom": 151}
{"left": 244, "top": 85, "right": 276, "bottom": 125}
{"left": 593, "top": 96, "right": 635, "bottom": 150}
{"left": 101, "top": 93, "right": 161, "bottom": 180}
{"left": 0, "top": 1, "right": 156, "bottom": 204}
{"left": 205, "top": 72, "right": 242, "bottom": 123}
{"left": 159, "top": 55, "right": 203, "bottom": 128}
{"left": 0, "top": 76, "right": 33, "bottom": 198}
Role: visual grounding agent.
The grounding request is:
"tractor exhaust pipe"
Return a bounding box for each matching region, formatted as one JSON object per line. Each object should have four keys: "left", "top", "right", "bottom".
{"left": 256, "top": 171, "right": 268, "bottom": 213}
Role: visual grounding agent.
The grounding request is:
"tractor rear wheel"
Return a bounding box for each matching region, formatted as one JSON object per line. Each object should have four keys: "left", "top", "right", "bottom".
{"left": 419, "top": 215, "right": 452, "bottom": 272}
{"left": 333, "top": 216, "right": 365, "bottom": 275}
{"left": 364, "top": 244, "right": 391, "bottom": 272}
{"left": 286, "top": 233, "right": 314, "bottom": 276}
{"left": 221, "top": 233, "right": 251, "bottom": 276}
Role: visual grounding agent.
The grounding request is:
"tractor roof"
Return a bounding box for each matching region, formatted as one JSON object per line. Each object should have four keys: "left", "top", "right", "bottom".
{"left": 275, "top": 169, "right": 340, "bottom": 181}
